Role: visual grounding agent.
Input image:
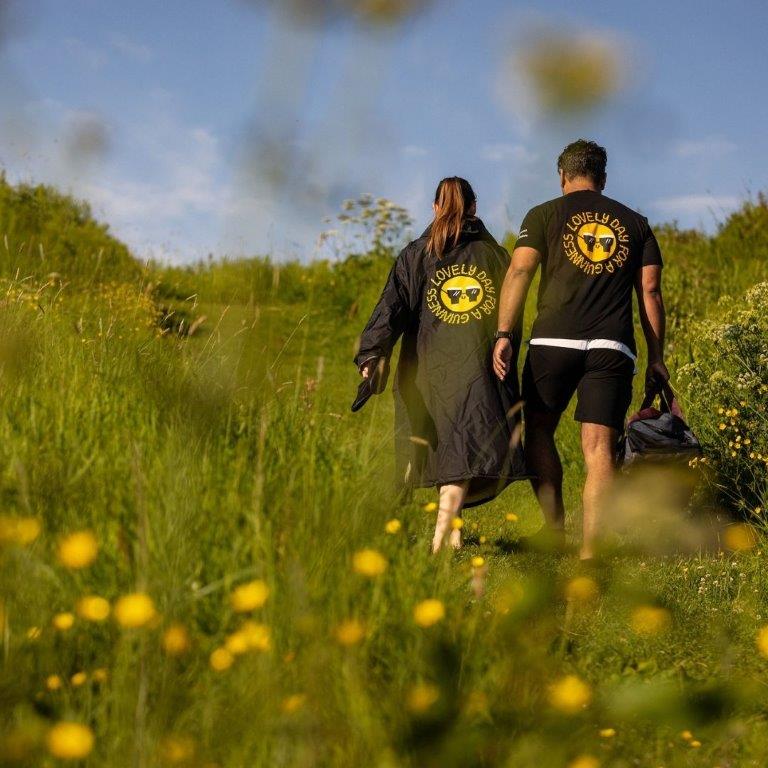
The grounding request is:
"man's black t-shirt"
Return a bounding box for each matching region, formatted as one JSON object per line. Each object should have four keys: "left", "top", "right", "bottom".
{"left": 517, "top": 189, "right": 662, "bottom": 353}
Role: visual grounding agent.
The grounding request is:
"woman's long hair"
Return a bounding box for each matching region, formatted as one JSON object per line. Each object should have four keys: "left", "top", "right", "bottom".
{"left": 426, "top": 177, "right": 476, "bottom": 259}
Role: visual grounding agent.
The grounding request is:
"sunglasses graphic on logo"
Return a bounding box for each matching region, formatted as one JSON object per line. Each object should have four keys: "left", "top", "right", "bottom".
{"left": 579, "top": 233, "right": 615, "bottom": 253}
{"left": 445, "top": 287, "right": 481, "bottom": 304}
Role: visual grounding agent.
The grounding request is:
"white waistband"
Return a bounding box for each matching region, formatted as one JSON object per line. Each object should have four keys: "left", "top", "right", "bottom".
{"left": 529, "top": 337, "right": 637, "bottom": 363}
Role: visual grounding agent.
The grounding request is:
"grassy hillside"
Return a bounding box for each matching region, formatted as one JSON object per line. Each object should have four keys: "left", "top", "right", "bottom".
{"left": 0, "top": 180, "right": 767, "bottom": 766}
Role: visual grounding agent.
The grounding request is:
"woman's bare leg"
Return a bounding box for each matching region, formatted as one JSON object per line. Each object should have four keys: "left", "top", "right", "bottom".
{"left": 432, "top": 482, "right": 469, "bottom": 553}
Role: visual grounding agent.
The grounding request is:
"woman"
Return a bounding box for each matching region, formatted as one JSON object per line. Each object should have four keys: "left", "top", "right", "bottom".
{"left": 354, "top": 177, "right": 527, "bottom": 552}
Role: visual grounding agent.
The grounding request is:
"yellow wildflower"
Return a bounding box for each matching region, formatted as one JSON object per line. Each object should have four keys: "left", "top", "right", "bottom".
{"left": 92, "top": 668, "right": 109, "bottom": 684}
{"left": 162, "top": 624, "right": 191, "bottom": 656}
{"left": 680, "top": 730, "right": 693, "bottom": 741}
{"left": 230, "top": 579, "right": 270, "bottom": 612}
{"left": 385, "top": 519, "right": 402, "bottom": 534}
{"left": 723, "top": 523, "right": 758, "bottom": 552}
{"left": 70, "top": 672, "right": 87, "bottom": 687}
{"left": 209, "top": 647, "right": 234, "bottom": 671}
{"left": 335, "top": 619, "right": 366, "bottom": 646}
{"left": 76, "top": 596, "right": 110, "bottom": 622}
{"left": 451, "top": 518, "right": 464, "bottom": 530}
{"left": 113, "top": 593, "right": 157, "bottom": 629}
{"left": 568, "top": 757, "right": 599, "bottom": 768}
{"left": 0, "top": 516, "right": 41, "bottom": 545}
{"left": 548, "top": 675, "right": 592, "bottom": 714}
{"left": 630, "top": 605, "right": 671, "bottom": 636}
{"left": 52, "top": 612, "right": 75, "bottom": 632}
{"left": 240, "top": 621, "right": 271, "bottom": 652}
{"left": 565, "top": 576, "right": 599, "bottom": 603}
{"left": 407, "top": 683, "right": 440, "bottom": 713}
{"left": 159, "top": 735, "right": 196, "bottom": 764}
{"left": 281, "top": 693, "right": 306, "bottom": 713}
{"left": 413, "top": 599, "right": 445, "bottom": 628}
{"left": 505, "top": 512, "right": 519, "bottom": 522}
{"left": 56, "top": 531, "right": 98, "bottom": 569}
{"left": 45, "top": 722, "right": 94, "bottom": 760}
{"left": 423, "top": 501, "right": 438, "bottom": 513}
{"left": 471, "top": 556, "right": 485, "bottom": 568}
{"left": 46, "top": 674, "right": 62, "bottom": 691}
{"left": 599, "top": 728, "right": 616, "bottom": 738}
{"left": 352, "top": 549, "right": 387, "bottom": 577}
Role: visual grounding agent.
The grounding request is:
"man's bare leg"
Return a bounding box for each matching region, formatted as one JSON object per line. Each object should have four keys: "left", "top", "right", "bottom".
{"left": 432, "top": 482, "right": 469, "bottom": 553}
{"left": 580, "top": 422, "right": 618, "bottom": 560}
{"left": 525, "top": 410, "right": 566, "bottom": 545}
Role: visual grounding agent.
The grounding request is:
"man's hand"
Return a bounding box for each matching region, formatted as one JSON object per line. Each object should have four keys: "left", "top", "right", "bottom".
{"left": 493, "top": 338, "right": 513, "bottom": 380}
{"left": 645, "top": 360, "right": 670, "bottom": 393}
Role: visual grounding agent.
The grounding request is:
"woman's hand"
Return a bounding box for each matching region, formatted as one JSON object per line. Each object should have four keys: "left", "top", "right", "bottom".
{"left": 359, "top": 360, "right": 375, "bottom": 379}
{"left": 492, "top": 338, "right": 512, "bottom": 380}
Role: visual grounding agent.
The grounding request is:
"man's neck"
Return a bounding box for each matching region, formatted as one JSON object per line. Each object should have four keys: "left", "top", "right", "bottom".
{"left": 562, "top": 178, "right": 601, "bottom": 195}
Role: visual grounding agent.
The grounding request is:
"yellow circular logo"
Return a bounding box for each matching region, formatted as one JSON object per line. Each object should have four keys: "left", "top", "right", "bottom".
{"left": 439, "top": 276, "right": 484, "bottom": 313}
{"left": 576, "top": 222, "right": 617, "bottom": 263}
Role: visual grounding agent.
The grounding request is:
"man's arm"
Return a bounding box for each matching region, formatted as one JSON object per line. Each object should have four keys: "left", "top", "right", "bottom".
{"left": 634, "top": 264, "right": 669, "bottom": 391}
{"left": 492, "top": 246, "right": 540, "bottom": 380}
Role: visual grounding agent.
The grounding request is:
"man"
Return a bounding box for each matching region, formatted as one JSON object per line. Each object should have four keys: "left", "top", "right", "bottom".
{"left": 492, "top": 139, "right": 668, "bottom": 559}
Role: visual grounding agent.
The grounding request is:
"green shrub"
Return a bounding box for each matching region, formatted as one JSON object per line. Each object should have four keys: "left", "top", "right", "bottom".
{"left": 679, "top": 282, "right": 768, "bottom": 517}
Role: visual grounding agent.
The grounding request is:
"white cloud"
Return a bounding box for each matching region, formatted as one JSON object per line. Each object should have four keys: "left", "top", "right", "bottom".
{"left": 480, "top": 143, "right": 537, "bottom": 164}
{"left": 649, "top": 194, "right": 740, "bottom": 217}
{"left": 673, "top": 138, "right": 737, "bottom": 158}
{"left": 110, "top": 34, "right": 153, "bottom": 63}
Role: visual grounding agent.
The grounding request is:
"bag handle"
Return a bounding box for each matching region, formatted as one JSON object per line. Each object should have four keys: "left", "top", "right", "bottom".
{"left": 641, "top": 379, "right": 684, "bottom": 418}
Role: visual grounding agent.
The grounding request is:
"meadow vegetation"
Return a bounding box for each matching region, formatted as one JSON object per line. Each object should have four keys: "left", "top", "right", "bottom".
{"left": 0, "top": 179, "right": 767, "bottom": 767}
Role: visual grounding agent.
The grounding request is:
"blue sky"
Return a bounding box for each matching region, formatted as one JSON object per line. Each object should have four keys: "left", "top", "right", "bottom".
{"left": 1, "top": 0, "right": 766, "bottom": 262}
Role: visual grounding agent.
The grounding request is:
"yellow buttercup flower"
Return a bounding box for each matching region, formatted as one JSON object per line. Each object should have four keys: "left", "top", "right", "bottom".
{"left": 548, "top": 675, "right": 592, "bottom": 714}
{"left": 690, "top": 740, "right": 702, "bottom": 748}
{"left": 210, "top": 647, "right": 234, "bottom": 671}
{"left": 230, "top": 580, "right": 270, "bottom": 612}
{"left": 76, "top": 596, "right": 110, "bottom": 622}
{"left": 471, "top": 556, "right": 485, "bottom": 568}
{"left": 407, "top": 683, "right": 440, "bottom": 713}
{"left": 70, "top": 672, "right": 87, "bottom": 687}
{"left": 0, "top": 516, "right": 41, "bottom": 545}
{"left": 422, "top": 501, "right": 438, "bottom": 513}
{"left": 451, "top": 518, "right": 464, "bottom": 530}
{"left": 162, "top": 624, "right": 191, "bottom": 656}
{"left": 505, "top": 512, "right": 519, "bottom": 522}
{"left": 599, "top": 728, "right": 616, "bottom": 738}
{"left": 630, "top": 605, "right": 671, "bottom": 636}
{"left": 113, "top": 593, "right": 157, "bottom": 629}
{"left": 335, "top": 619, "right": 366, "bottom": 646}
{"left": 46, "top": 674, "right": 62, "bottom": 691}
{"left": 385, "top": 519, "right": 401, "bottom": 534}
{"left": 240, "top": 621, "right": 271, "bottom": 652}
{"left": 565, "top": 576, "right": 599, "bottom": 603}
{"left": 281, "top": 693, "right": 306, "bottom": 714}
{"left": 413, "top": 599, "right": 445, "bottom": 628}
{"left": 568, "top": 756, "right": 599, "bottom": 768}
{"left": 723, "top": 523, "right": 758, "bottom": 552}
{"left": 159, "top": 735, "right": 196, "bottom": 764}
{"left": 757, "top": 626, "right": 768, "bottom": 658}
{"left": 52, "top": 612, "right": 75, "bottom": 631}
{"left": 225, "top": 630, "right": 249, "bottom": 656}
{"left": 92, "top": 668, "right": 109, "bottom": 684}
{"left": 56, "top": 531, "right": 98, "bottom": 569}
{"left": 45, "top": 722, "right": 94, "bottom": 760}
{"left": 352, "top": 549, "right": 387, "bottom": 577}
{"left": 680, "top": 730, "right": 693, "bottom": 741}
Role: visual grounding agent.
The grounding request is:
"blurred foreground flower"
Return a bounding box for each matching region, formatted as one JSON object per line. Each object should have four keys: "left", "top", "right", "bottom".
{"left": 335, "top": 619, "right": 366, "bottom": 646}
{"left": 565, "top": 576, "right": 599, "bottom": 603}
{"left": 385, "top": 519, "right": 401, "bottom": 534}
{"left": 422, "top": 502, "right": 438, "bottom": 513}
{"left": 70, "top": 672, "right": 87, "bottom": 687}
{"left": 114, "top": 593, "right": 157, "bottom": 628}
{"left": 46, "top": 674, "right": 62, "bottom": 691}
{"left": 162, "top": 624, "right": 191, "bottom": 656}
{"left": 159, "top": 734, "right": 196, "bottom": 764}
{"left": 630, "top": 606, "right": 671, "bottom": 636}
{"left": 76, "top": 595, "right": 110, "bottom": 622}
{"left": 56, "top": 531, "right": 98, "bottom": 569}
{"left": 230, "top": 579, "right": 270, "bottom": 612}
{"left": 505, "top": 512, "right": 519, "bottom": 522}
{"left": 756, "top": 626, "right": 768, "bottom": 658}
{"left": 353, "top": 549, "right": 387, "bottom": 577}
{"left": 723, "top": 523, "right": 758, "bottom": 552}
{"left": 548, "top": 675, "right": 592, "bottom": 714}
{"left": 407, "top": 682, "right": 439, "bottom": 713}
{"left": 0, "top": 515, "right": 41, "bottom": 545}
{"left": 413, "top": 599, "right": 445, "bottom": 628}
{"left": 46, "top": 722, "right": 94, "bottom": 760}
{"left": 281, "top": 693, "right": 306, "bottom": 714}
{"left": 568, "top": 756, "right": 600, "bottom": 768}
{"left": 210, "top": 647, "right": 234, "bottom": 672}
{"left": 52, "top": 612, "right": 75, "bottom": 631}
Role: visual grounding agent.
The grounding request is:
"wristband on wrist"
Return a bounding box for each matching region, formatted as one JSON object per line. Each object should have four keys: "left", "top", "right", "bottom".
{"left": 494, "top": 331, "right": 514, "bottom": 340}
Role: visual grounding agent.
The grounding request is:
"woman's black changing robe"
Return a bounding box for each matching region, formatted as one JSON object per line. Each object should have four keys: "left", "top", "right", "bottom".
{"left": 354, "top": 217, "right": 527, "bottom": 507}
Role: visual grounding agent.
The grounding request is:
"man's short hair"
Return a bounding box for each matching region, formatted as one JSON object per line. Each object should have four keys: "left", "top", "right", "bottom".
{"left": 557, "top": 140, "right": 607, "bottom": 185}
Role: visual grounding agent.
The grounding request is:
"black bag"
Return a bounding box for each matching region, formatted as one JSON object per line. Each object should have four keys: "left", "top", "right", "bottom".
{"left": 351, "top": 356, "right": 390, "bottom": 413}
{"left": 618, "top": 381, "right": 703, "bottom": 468}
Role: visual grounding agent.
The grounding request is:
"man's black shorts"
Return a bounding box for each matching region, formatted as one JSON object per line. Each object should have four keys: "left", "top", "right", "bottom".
{"left": 522, "top": 345, "right": 635, "bottom": 431}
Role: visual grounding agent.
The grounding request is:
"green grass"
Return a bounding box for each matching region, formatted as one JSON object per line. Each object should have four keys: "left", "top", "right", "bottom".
{"left": 1, "top": 187, "right": 768, "bottom": 766}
